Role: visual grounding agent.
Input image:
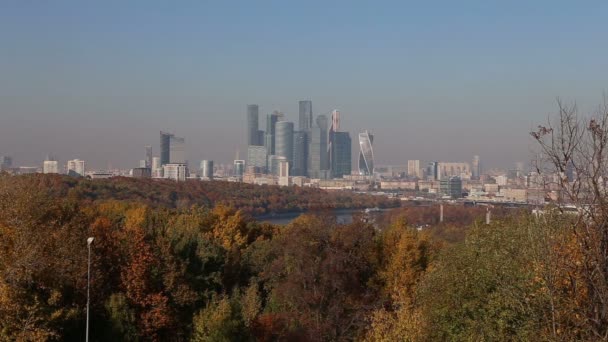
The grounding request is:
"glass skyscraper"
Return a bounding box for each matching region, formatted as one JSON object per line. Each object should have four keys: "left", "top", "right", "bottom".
{"left": 265, "top": 111, "right": 282, "bottom": 156}
{"left": 358, "top": 131, "right": 374, "bottom": 175}
{"left": 299, "top": 100, "right": 313, "bottom": 131}
{"left": 275, "top": 121, "right": 294, "bottom": 168}
{"left": 247, "top": 104, "right": 261, "bottom": 146}
{"left": 292, "top": 131, "right": 308, "bottom": 176}
{"left": 331, "top": 131, "right": 351, "bottom": 178}
{"left": 160, "top": 131, "right": 185, "bottom": 165}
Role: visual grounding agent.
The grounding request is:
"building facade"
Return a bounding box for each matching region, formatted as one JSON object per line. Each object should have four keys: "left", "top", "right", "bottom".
{"left": 43, "top": 160, "right": 59, "bottom": 174}
{"left": 275, "top": 121, "right": 294, "bottom": 168}
{"left": 163, "top": 164, "right": 188, "bottom": 181}
{"left": 67, "top": 159, "right": 85, "bottom": 177}
{"left": 440, "top": 176, "right": 463, "bottom": 198}
{"left": 299, "top": 100, "right": 313, "bottom": 131}
{"left": 358, "top": 130, "right": 374, "bottom": 176}
{"left": 247, "top": 145, "right": 268, "bottom": 173}
{"left": 200, "top": 160, "right": 214, "bottom": 179}
{"left": 407, "top": 160, "right": 421, "bottom": 178}
{"left": 292, "top": 131, "right": 308, "bottom": 177}
{"left": 331, "top": 131, "right": 351, "bottom": 178}
{"left": 247, "top": 104, "right": 261, "bottom": 146}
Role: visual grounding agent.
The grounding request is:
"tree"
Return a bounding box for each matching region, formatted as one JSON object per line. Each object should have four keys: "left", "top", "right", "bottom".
{"left": 531, "top": 97, "right": 608, "bottom": 339}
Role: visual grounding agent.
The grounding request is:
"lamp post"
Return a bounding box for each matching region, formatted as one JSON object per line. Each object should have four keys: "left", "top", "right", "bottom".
{"left": 86, "top": 237, "right": 94, "bottom": 342}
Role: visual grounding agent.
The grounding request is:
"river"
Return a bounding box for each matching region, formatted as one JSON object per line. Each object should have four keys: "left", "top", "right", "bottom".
{"left": 256, "top": 208, "right": 392, "bottom": 225}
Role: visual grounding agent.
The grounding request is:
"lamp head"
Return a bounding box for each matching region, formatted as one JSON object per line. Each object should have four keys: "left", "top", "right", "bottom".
{"left": 87, "top": 237, "right": 94, "bottom": 245}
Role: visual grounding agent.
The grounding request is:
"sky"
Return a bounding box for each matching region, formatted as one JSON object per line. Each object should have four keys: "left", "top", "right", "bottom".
{"left": 1, "top": 1, "right": 608, "bottom": 170}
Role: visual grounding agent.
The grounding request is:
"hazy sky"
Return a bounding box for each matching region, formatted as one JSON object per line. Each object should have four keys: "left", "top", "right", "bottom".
{"left": 1, "top": 1, "right": 608, "bottom": 170}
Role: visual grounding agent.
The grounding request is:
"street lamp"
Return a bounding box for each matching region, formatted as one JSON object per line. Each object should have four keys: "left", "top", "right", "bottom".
{"left": 86, "top": 237, "right": 94, "bottom": 342}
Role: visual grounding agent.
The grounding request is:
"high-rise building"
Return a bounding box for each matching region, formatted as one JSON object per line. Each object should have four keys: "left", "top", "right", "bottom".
{"left": 152, "top": 157, "right": 162, "bottom": 178}
{"left": 292, "top": 131, "right": 308, "bottom": 177}
{"left": 265, "top": 111, "right": 282, "bottom": 156}
{"left": 278, "top": 159, "right": 290, "bottom": 186}
{"left": 145, "top": 145, "right": 152, "bottom": 168}
{"left": 331, "top": 131, "right": 351, "bottom": 178}
{"left": 67, "top": 159, "right": 85, "bottom": 177}
{"left": 427, "top": 162, "right": 439, "bottom": 180}
{"left": 440, "top": 176, "right": 463, "bottom": 198}
{"left": 299, "top": 100, "right": 313, "bottom": 131}
{"left": 328, "top": 110, "right": 341, "bottom": 174}
{"left": 275, "top": 121, "right": 294, "bottom": 168}
{"left": 316, "top": 115, "right": 329, "bottom": 171}
{"left": 358, "top": 131, "right": 374, "bottom": 176}
{"left": 472, "top": 155, "right": 481, "bottom": 180}
{"left": 160, "top": 131, "right": 172, "bottom": 166}
{"left": 233, "top": 160, "right": 245, "bottom": 179}
{"left": 163, "top": 164, "right": 188, "bottom": 181}
{"left": 268, "top": 155, "right": 286, "bottom": 176}
{"left": 407, "top": 160, "right": 421, "bottom": 178}
{"left": 437, "top": 162, "right": 471, "bottom": 180}
{"left": 247, "top": 145, "right": 268, "bottom": 173}
{"left": 169, "top": 136, "right": 185, "bottom": 164}
{"left": 132, "top": 167, "right": 151, "bottom": 178}
{"left": 43, "top": 160, "right": 59, "bottom": 174}
{"left": 247, "top": 104, "right": 262, "bottom": 146}
{"left": 160, "top": 131, "right": 185, "bottom": 165}
{"left": 0, "top": 156, "right": 12, "bottom": 171}
{"left": 200, "top": 160, "right": 214, "bottom": 179}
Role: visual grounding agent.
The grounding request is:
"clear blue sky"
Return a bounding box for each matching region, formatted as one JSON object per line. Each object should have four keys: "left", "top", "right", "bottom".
{"left": 1, "top": 1, "right": 607, "bottom": 169}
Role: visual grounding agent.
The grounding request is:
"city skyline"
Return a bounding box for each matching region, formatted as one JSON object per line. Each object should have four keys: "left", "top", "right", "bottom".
{"left": 2, "top": 2, "right": 608, "bottom": 169}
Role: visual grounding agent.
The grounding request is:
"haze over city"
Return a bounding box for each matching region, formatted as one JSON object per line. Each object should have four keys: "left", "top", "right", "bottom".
{"left": 2, "top": 1, "right": 608, "bottom": 169}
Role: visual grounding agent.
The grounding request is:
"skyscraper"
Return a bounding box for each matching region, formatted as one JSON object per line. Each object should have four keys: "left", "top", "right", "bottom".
{"left": 292, "top": 131, "right": 308, "bottom": 177}
{"left": 316, "top": 115, "right": 329, "bottom": 171}
{"left": 328, "top": 110, "right": 341, "bottom": 174}
{"left": 358, "top": 130, "right": 374, "bottom": 176}
{"left": 247, "top": 104, "right": 262, "bottom": 146}
{"left": 427, "top": 162, "right": 439, "bottom": 180}
{"left": 169, "top": 135, "right": 185, "bottom": 164}
{"left": 1, "top": 156, "right": 13, "bottom": 171}
{"left": 145, "top": 145, "right": 152, "bottom": 168}
{"left": 472, "top": 155, "right": 481, "bottom": 180}
{"left": 160, "top": 131, "right": 185, "bottom": 165}
{"left": 331, "top": 131, "right": 351, "bottom": 178}
{"left": 233, "top": 160, "right": 245, "bottom": 179}
{"left": 407, "top": 160, "right": 421, "bottom": 178}
{"left": 299, "top": 100, "right": 313, "bottom": 131}
{"left": 265, "top": 111, "right": 282, "bottom": 156}
{"left": 200, "top": 160, "right": 214, "bottom": 179}
{"left": 275, "top": 121, "right": 294, "bottom": 168}
{"left": 160, "top": 131, "right": 171, "bottom": 166}
{"left": 247, "top": 145, "right": 268, "bottom": 173}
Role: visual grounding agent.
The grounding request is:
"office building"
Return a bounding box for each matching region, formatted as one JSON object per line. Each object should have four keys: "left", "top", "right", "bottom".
{"left": 292, "top": 131, "right": 308, "bottom": 176}
{"left": 438, "top": 162, "right": 471, "bottom": 180}
{"left": 67, "top": 159, "right": 85, "bottom": 177}
{"left": 316, "top": 115, "right": 329, "bottom": 171}
{"left": 358, "top": 130, "right": 374, "bottom": 176}
{"left": 160, "top": 131, "right": 186, "bottom": 165}
{"left": 265, "top": 111, "right": 282, "bottom": 156}
{"left": 427, "top": 162, "right": 439, "bottom": 180}
{"left": 440, "top": 176, "right": 463, "bottom": 199}
{"left": 247, "top": 145, "right": 267, "bottom": 173}
{"left": 328, "top": 110, "right": 340, "bottom": 171}
{"left": 233, "top": 160, "right": 245, "bottom": 179}
{"left": 145, "top": 145, "right": 152, "bottom": 168}
{"left": 247, "top": 104, "right": 263, "bottom": 146}
{"left": 472, "top": 155, "right": 481, "bottom": 180}
{"left": 163, "top": 164, "right": 188, "bottom": 181}
{"left": 200, "top": 160, "right": 214, "bottom": 179}
{"left": 331, "top": 131, "right": 351, "bottom": 178}
{"left": 139, "top": 160, "right": 147, "bottom": 168}
{"left": 278, "top": 159, "right": 290, "bottom": 186}
{"left": 0, "top": 156, "right": 12, "bottom": 171}
{"left": 299, "top": 100, "right": 313, "bottom": 131}
{"left": 151, "top": 157, "right": 162, "bottom": 178}
{"left": 132, "top": 167, "right": 151, "bottom": 178}
{"left": 275, "top": 121, "right": 294, "bottom": 168}
{"left": 407, "top": 160, "right": 421, "bottom": 178}
{"left": 43, "top": 160, "right": 59, "bottom": 174}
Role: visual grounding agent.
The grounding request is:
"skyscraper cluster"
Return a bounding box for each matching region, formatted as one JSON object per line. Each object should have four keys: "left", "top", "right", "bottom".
{"left": 246, "top": 101, "right": 363, "bottom": 179}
